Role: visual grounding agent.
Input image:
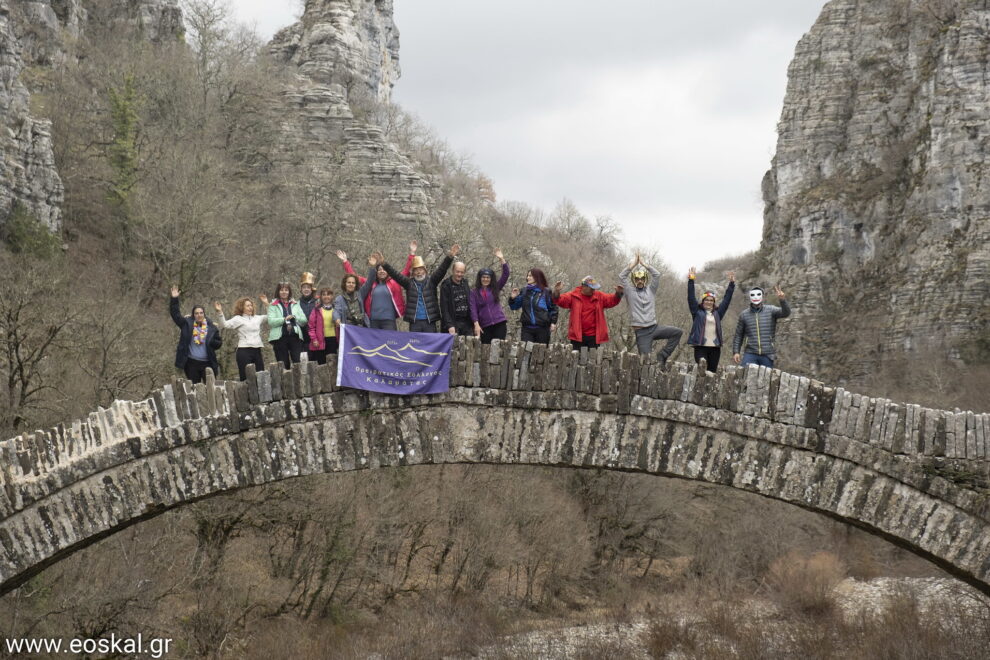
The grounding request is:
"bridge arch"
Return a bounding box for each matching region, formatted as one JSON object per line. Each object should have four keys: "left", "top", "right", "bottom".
{"left": 2, "top": 339, "right": 989, "bottom": 596}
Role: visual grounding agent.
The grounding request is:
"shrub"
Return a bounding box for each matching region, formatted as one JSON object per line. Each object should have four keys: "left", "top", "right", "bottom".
{"left": 766, "top": 551, "right": 845, "bottom": 617}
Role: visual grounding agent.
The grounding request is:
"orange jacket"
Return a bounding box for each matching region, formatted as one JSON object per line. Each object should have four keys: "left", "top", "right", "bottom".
{"left": 555, "top": 287, "right": 622, "bottom": 344}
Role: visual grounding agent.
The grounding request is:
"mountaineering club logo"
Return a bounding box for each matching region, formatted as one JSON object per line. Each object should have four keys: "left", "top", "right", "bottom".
{"left": 336, "top": 325, "right": 454, "bottom": 395}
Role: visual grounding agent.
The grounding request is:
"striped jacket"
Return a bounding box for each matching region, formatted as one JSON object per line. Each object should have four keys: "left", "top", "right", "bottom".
{"left": 732, "top": 300, "right": 791, "bottom": 358}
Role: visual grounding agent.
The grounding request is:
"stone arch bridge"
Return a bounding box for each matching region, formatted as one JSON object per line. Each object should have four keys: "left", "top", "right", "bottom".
{"left": 1, "top": 339, "right": 989, "bottom": 596}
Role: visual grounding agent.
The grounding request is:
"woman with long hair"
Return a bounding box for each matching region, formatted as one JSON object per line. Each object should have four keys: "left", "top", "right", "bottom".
{"left": 215, "top": 294, "right": 269, "bottom": 381}
{"left": 169, "top": 286, "right": 222, "bottom": 384}
{"left": 267, "top": 282, "right": 306, "bottom": 368}
{"left": 508, "top": 267, "right": 557, "bottom": 344}
{"left": 470, "top": 248, "right": 510, "bottom": 344}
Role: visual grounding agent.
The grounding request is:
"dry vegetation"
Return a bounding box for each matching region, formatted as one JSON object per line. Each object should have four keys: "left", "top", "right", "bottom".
{"left": 2, "top": 1, "right": 989, "bottom": 658}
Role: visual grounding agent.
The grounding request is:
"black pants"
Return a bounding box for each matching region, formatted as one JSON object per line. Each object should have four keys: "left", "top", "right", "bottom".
{"left": 183, "top": 358, "right": 211, "bottom": 384}
{"left": 310, "top": 337, "right": 339, "bottom": 365}
{"left": 693, "top": 346, "right": 721, "bottom": 372}
{"left": 480, "top": 321, "right": 507, "bottom": 345}
{"left": 271, "top": 334, "right": 303, "bottom": 369}
{"left": 449, "top": 319, "right": 474, "bottom": 336}
{"left": 235, "top": 347, "right": 264, "bottom": 381}
{"left": 409, "top": 320, "right": 438, "bottom": 333}
{"left": 369, "top": 318, "right": 398, "bottom": 331}
{"left": 571, "top": 335, "right": 599, "bottom": 351}
{"left": 521, "top": 326, "right": 551, "bottom": 344}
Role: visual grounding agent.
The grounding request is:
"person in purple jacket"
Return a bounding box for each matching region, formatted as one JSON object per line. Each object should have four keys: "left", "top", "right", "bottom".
{"left": 470, "top": 248, "right": 510, "bottom": 344}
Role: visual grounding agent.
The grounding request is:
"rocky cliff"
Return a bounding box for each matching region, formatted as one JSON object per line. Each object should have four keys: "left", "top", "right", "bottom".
{"left": 0, "top": 0, "right": 63, "bottom": 231}
{"left": 758, "top": 0, "right": 990, "bottom": 378}
{"left": 0, "top": 0, "right": 183, "bottom": 234}
{"left": 269, "top": 0, "right": 432, "bottom": 229}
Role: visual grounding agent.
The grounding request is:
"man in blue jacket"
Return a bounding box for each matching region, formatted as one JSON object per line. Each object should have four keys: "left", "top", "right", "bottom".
{"left": 732, "top": 285, "right": 791, "bottom": 368}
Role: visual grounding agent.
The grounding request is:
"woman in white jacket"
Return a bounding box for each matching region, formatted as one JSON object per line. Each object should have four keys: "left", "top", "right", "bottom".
{"left": 215, "top": 295, "right": 270, "bottom": 380}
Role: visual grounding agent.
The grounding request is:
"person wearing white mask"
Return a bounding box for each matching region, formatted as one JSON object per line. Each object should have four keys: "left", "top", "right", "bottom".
{"left": 732, "top": 285, "right": 790, "bottom": 368}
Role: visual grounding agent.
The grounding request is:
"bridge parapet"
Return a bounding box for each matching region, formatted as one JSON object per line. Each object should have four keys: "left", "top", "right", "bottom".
{"left": 1, "top": 338, "right": 987, "bottom": 521}
{"left": 1, "top": 338, "right": 990, "bottom": 596}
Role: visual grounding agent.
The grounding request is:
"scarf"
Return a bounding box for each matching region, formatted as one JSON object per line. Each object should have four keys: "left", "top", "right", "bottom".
{"left": 343, "top": 292, "right": 363, "bottom": 324}
{"left": 192, "top": 320, "right": 208, "bottom": 345}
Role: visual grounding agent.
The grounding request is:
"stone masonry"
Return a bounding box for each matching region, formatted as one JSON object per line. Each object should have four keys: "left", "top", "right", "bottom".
{"left": 1, "top": 338, "right": 989, "bottom": 596}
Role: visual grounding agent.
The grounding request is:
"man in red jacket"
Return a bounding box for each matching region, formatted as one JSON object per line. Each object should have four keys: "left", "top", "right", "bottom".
{"left": 553, "top": 276, "right": 624, "bottom": 350}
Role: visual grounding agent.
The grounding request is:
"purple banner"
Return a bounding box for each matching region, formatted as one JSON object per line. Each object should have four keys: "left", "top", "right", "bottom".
{"left": 336, "top": 325, "right": 454, "bottom": 394}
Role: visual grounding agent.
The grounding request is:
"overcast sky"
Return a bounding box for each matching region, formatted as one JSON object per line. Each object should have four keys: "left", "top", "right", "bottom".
{"left": 230, "top": 0, "right": 827, "bottom": 273}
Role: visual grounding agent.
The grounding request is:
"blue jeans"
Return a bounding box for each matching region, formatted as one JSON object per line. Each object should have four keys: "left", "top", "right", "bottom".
{"left": 741, "top": 353, "right": 774, "bottom": 368}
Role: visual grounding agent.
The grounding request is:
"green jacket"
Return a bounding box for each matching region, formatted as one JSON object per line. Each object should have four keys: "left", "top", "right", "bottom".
{"left": 266, "top": 299, "right": 306, "bottom": 342}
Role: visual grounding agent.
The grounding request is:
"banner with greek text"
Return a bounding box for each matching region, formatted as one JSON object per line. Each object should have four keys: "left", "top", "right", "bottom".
{"left": 336, "top": 325, "right": 453, "bottom": 394}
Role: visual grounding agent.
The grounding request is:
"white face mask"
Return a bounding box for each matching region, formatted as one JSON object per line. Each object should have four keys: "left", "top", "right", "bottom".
{"left": 749, "top": 289, "right": 764, "bottom": 305}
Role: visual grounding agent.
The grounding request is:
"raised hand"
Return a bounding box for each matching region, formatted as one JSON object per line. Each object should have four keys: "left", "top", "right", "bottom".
{"left": 258, "top": 294, "right": 269, "bottom": 306}
{"left": 449, "top": 244, "right": 461, "bottom": 257}
{"left": 615, "top": 284, "right": 624, "bottom": 294}
{"left": 335, "top": 249, "right": 348, "bottom": 262}
{"left": 170, "top": 285, "right": 180, "bottom": 298}
{"left": 368, "top": 253, "right": 379, "bottom": 267}
{"left": 688, "top": 266, "right": 696, "bottom": 280}
{"left": 494, "top": 248, "right": 505, "bottom": 262}
{"left": 510, "top": 287, "right": 520, "bottom": 298}
{"left": 728, "top": 270, "right": 735, "bottom": 283}
{"left": 553, "top": 280, "right": 563, "bottom": 293}
{"left": 409, "top": 240, "right": 418, "bottom": 254}
{"left": 774, "top": 285, "right": 785, "bottom": 299}
{"left": 213, "top": 301, "right": 222, "bottom": 312}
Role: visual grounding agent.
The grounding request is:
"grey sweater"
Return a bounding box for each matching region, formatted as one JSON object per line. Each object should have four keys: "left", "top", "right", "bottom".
{"left": 619, "top": 263, "right": 661, "bottom": 327}
{"left": 732, "top": 300, "right": 791, "bottom": 358}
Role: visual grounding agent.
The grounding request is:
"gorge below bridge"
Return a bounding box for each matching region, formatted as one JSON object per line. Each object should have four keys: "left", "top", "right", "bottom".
{"left": 2, "top": 338, "right": 990, "bottom": 597}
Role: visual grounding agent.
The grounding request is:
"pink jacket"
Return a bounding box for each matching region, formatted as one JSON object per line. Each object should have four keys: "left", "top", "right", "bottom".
{"left": 344, "top": 254, "right": 414, "bottom": 319}
{"left": 307, "top": 306, "right": 336, "bottom": 351}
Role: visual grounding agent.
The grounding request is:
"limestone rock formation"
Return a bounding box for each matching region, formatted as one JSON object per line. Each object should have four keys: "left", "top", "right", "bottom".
{"left": 0, "top": 0, "right": 183, "bottom": 234}
{"left": 269, "top": 0, "right": 432, "bottom": 228}
{"left": 0, "top": 0, "right": 63, "bottom": 231}
{"left": 758, "top": 0, "right": 990, "bottom": 378}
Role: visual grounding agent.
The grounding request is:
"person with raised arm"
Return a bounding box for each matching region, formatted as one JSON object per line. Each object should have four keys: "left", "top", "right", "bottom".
{"left": 618, "top": 253, "right": 681, "bottom": 368}
{"left": 334, "top": 273, "right": 367, "bottom": 330}
{"left": 440, "top": 259, "right": 472, "bottom": 336}
{"left": 508, "top": 268, "right": 557, "bottom": 344}
{"left": 267, "top": 281, "right": 306, "bottom": 368}
{"left": 307, "top": 287, "right": 338, "bottom": 364}
{"left": 336, "top": 240, "right": 416, "bottom": 285}
{"left": 169, "top": 286, "right": 222, "bottom": 384}
{"left": 381, "top": 245, "right": 458, "bottom": 333}
{"left": 553, "top": 275, "right": 623, "bottom": 351}
{"left": 359, "top": 252, "right": 406, "bottom": 331}
{"left": 732, "top": 284, "right": 791, "bottom": 368}
{"left": 214, "top": 293, "right": 269, "bottom": 381}
{"left": 470, "top": 248, "right": 510, "bottom": 344}
{"left": 687, "top": 267, "right": 735, "bottom": 372}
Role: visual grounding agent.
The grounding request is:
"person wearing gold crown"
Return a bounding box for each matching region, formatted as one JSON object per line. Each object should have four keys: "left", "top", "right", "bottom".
{"left": 380, "top": 245, "right": 459, "bottom": 332}
{"left": 687, "top": 266, "right": 735, "bottom": 372}
{"left": 619, "top": 253, "right": 681, "bottom": 367}
{"left": 297, "top": 272, "right": 319, "bottom": 342}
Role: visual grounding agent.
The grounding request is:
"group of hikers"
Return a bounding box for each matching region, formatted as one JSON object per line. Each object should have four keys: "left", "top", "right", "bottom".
{"left": 169, "top": 240, "right": 791, "bottom": 384}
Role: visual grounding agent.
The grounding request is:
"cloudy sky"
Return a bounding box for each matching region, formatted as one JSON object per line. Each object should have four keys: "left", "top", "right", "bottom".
{"left": 230, "top": 0, "right": 827, "bottom": 273}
